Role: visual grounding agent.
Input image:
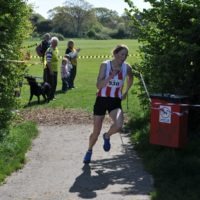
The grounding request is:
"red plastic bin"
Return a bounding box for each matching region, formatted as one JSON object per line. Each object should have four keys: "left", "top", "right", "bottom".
{"left": 150, "top": 94, "right": 189, "bottom": 148}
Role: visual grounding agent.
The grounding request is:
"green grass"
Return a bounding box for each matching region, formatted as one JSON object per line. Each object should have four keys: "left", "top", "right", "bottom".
{"left": 129, "top": 115, "right": 200, "bottom": 200}
{"left": 0, "top": 121, "right": 38, "bottom": 184}
{"left": 24, "top": 38, "right": 140, "bottom": 58}
{"left": 21, "top": 39, "right": 140, "bottom": 114}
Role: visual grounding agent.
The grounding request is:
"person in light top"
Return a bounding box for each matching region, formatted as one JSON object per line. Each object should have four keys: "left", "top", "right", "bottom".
{"left": 45, "top": 37, "right": 59, "bottom": 100}
{"left": 61, "top": 56, "right": 72, "bottom": 93}
{"left": 83, "top": 44, "right": 133, "bottom": 164}
{"left": 65, "top": 40, "right": 80, "bottom": 89}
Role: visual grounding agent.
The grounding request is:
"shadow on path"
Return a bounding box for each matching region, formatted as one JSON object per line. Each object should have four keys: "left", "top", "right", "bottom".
{"left": 69, "top": 137, "right": 153, "bottom": 199}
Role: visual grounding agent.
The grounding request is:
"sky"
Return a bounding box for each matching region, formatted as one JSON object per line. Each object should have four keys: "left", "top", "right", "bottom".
{"left": 28, "top": 0, "right": 150, "bottom": 19}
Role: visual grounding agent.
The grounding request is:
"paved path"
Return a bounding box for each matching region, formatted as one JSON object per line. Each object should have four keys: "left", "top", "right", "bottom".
{"left": 0, "top": 124, "right": 153, "bottom": 200}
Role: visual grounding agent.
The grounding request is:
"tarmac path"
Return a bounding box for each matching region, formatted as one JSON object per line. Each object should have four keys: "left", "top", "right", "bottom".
{"left": 0, "top": 123, "right": 153, "bottom": 200}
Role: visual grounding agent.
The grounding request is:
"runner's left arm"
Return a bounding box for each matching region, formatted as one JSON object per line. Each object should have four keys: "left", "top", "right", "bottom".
{"left": 122, "top": 64, "right": 133, "bottom": 100}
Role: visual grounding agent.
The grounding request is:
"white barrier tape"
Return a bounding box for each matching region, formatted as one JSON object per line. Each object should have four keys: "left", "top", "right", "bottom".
{"left": 0, "top": 54, "right": 139, "bottom": 63}
{"left": 29, "top": 53, "right": 139, "bottom": 59}
{"left": 151, "top": 106, "right": 189, "bottom": 117}
{"left": 152, "top": 102, "right": 200, "bottom": 108}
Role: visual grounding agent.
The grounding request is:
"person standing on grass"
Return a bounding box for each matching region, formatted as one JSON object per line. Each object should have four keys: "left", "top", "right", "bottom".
{"left": 83, "top": 44, "right": 133, "bottom": 164}
{"left": 42, "top": 34, "right": 51, "bottom": 82}
{"left": 36, "top": 33, "right": 51, "bottom": 82}
{"left": 65, "top": 40, "right": 80, "bottom": 89}
{"left": 46, "top": 37, "right": 59, "bottom": 101}
{"left": 61, "top": 56, "right": 73, "bottom": 93}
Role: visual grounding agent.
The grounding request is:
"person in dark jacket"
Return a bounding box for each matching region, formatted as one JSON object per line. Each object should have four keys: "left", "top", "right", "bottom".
{"left": 41, "top": 33, "right": 51, "bottom": 82}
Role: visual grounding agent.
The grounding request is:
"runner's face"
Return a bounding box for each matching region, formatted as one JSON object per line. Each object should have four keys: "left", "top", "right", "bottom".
{"left": 114, "top": 49, "right": 128, "bottom": 64}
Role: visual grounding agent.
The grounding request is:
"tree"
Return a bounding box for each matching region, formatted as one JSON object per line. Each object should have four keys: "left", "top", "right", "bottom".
{"left": 0, "top": 0, "right": 32, "bottom": 139}
{"left": 121, "top": 13, "right": 139, "bottom": 38}
{"left": 36, "top": 20, "right": 53, "bottom": 34}
{"left": 30, "top": 13, "right": 45, "bottom": 26}
{"left": 48, "top": 6, "right": 72, "bottom": 36}
{"left": 125, "top": 0, "right": 200, "bottom": 131}
{"left": 48, "top": 0, "right": 96, "bottom": 37}
{"left": 63, "top": 0, "right": 95, "bottom": 37}
{"left": 93, "top": 7, "right": 120, "bottom": 29}
{"left": 30, "top": 13, "right": 52, "bottom": 34}
{"left": 29, "top": 0, "right": 133, "bottom": 39}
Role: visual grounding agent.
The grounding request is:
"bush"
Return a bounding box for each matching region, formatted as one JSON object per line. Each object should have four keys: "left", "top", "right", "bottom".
{"left": 110, "top": 28, "right": 127, "bottom": 39}
{"left": 0, "top": 1, "right": 32, "bottom": 139}
{"left": 87, "top": 30, "right": 96, "bottom": 38}
{"left": 127, "top": 0, "right": 200, "bottom": 131}
{"left": 31, "top": 32, "right": 40, "bottom": 38}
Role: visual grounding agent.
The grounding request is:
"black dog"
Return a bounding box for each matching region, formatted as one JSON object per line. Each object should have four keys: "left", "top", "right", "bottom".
{"left": 25, "top": 75, "right": 51, "bottom": 104}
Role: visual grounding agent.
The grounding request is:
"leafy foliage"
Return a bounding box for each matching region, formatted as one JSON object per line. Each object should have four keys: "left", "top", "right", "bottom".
{"left": 30, "top": 0, "right": 136, "bottom": 39}
{"left": 125, "top": 0, "right": 200, "bottom": 130}
{"left": 128, "top": 114, "right": 200, "bottom": 200}
{"left": 0, "top": 0, "right": 32, "bottom": 139}
{"left": 47, "top": 0, "right": 95, "bottom": 37}
{"left": 93, "top": 7, "right": 120, "bottom": 29}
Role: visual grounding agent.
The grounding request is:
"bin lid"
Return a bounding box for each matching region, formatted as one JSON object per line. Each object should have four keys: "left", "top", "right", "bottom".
{"left": 150, "top": 93, "right": 188, "bottom": 103}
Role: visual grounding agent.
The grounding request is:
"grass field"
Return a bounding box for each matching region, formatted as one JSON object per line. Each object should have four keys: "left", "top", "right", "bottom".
{"left": 0, "top": 121, "right": 38, "bottom": 183}
{"left": 20, "top": 39, "right": 141, "bottom": 115}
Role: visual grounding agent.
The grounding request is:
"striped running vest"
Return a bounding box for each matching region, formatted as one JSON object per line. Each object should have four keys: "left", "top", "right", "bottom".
{"left": 97, "top": 60, "right": 127, "bottom": 99}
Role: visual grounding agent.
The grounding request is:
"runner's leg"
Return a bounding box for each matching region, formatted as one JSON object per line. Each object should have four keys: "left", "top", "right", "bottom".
{"left": 107, "top": 108, "right": 124, "bottom": 137}
{"left": 88, "top": 115, "right": 105, "bottom": 150}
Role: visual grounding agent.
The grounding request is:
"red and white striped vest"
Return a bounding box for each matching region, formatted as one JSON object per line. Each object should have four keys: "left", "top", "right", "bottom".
{"left": 97, "top": 60, "right": 127, "bottom": 99}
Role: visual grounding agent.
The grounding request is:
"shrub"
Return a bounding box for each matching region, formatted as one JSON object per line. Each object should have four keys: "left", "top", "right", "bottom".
{"left": 87, "top": 30, "right": 96, "bottom": 38}
{"left": 126, "top": 0, "right": 200, "bottom": 131}
{"left": 0, "top": 1, "right": 32, "bottom": 139}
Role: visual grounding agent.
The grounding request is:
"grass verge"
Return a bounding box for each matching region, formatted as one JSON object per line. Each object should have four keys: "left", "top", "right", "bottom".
{"left": 128, "top": 115, "right": 200, "bottom": 200}
{"left": 0, "top": 121, "right": 38, "bottom": 184}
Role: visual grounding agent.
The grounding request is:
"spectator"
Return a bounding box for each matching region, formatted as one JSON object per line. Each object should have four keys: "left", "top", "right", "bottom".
{"left": 61, "top": 56, "right": 72, "bottom": 93}
{"left": 65, "top": 40, "right": 80, "bottom": 89}
{"left": 46, "top": 37, "right": 59, "bottom": 100}
{"left": 41, "top": 33, "right": 51, "bottom": 59}
{"left": 36, "top": 33, "right": 51, "bottom": 60}
{"left": 40, "top": 33, "right": 51, "bottom": 82}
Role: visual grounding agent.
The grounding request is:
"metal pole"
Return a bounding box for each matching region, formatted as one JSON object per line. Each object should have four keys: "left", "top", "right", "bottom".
{"left": 139, "top": 72, "right": 151, "bottom": 103}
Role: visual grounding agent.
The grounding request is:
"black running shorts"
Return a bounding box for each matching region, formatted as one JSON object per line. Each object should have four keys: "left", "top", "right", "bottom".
{"left": 93, "top": 96, "right": 122, "bottom": 115}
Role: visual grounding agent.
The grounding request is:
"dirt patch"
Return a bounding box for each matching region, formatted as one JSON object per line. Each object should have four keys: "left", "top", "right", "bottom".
{"left": 20, "top": 108, "right": 93, "bottom": 125}
{"left": 20, "top": 108, "right": 113, "bottom": 125}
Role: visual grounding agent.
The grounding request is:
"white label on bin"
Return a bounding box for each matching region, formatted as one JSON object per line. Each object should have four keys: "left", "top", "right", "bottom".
{"left": 159, "top": 105, "right": 171, "bottom": 123}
